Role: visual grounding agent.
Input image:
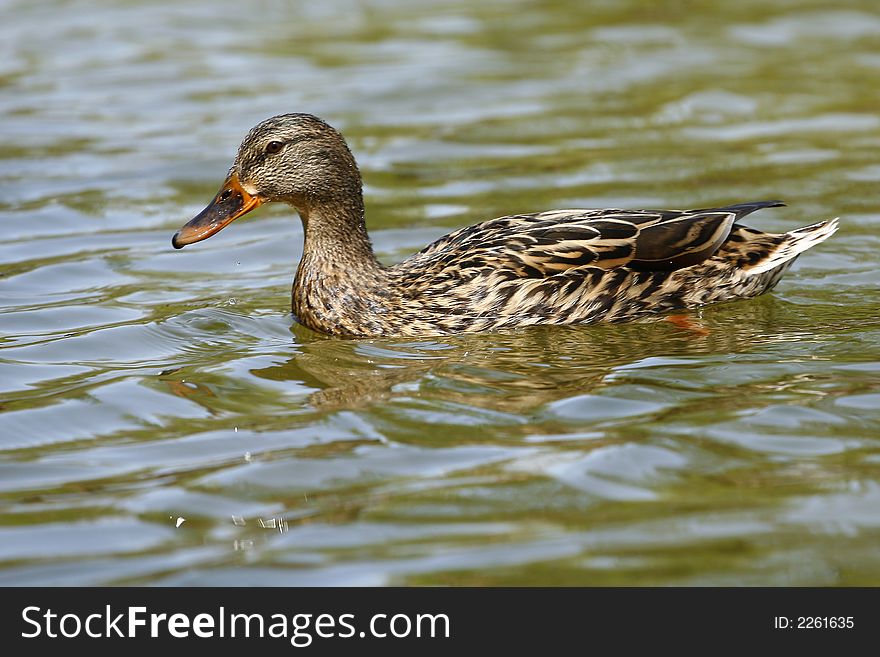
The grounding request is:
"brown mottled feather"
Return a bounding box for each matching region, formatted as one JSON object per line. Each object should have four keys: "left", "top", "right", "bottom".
{"left": 173, "top": 114, "right": 839, "bottom": 338}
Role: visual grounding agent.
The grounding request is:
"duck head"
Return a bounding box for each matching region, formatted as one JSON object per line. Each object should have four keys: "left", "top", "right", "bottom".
{"left": 172, "top": 113, "right": 362, "bottom": 248}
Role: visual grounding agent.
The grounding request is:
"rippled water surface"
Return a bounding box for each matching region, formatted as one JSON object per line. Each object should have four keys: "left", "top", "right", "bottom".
{"left": 2, "top": 0, "right": 879, "bottom": 585}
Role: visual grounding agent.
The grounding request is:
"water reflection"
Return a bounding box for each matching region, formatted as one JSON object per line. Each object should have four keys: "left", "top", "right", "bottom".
{"left": 250, "top": 297, "right": 838, "bottom": 414}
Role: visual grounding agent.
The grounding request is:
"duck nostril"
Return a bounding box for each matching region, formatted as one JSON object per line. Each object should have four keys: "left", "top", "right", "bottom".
{"left": 219, "top": 189, "right": 232, "bottom": 202}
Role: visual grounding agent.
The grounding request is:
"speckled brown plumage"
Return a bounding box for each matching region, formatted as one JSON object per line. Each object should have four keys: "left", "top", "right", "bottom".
{"left": 172, "top": 113, "right": 839, "bottom": 338}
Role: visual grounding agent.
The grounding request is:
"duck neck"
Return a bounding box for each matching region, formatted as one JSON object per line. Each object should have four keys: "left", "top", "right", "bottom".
{"left": 297, "top": 195, "right": 382, "bottom": 273}
{"left": 291, "top": 195, "right": 390, "bottom": 336}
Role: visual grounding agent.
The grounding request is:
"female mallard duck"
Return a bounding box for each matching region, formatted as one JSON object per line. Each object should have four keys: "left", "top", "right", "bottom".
{"left": 172, "top": 113, "right": 838, "bottom": 338}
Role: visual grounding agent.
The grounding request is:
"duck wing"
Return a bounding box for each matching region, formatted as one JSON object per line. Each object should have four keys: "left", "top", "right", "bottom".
{"left": 402, "top": 201, "right": 785, "bottom": 280}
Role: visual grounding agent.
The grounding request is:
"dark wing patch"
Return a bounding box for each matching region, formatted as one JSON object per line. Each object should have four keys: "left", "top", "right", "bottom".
{"left": 700, "top": 200, "right": 785, "bottom": 220}
{"left": 630, "top": 212, "right": 736, "bottom": 271}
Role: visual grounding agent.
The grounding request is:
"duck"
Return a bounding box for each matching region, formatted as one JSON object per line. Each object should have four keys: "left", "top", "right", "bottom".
{"left": 172, "top": 113, "right": 838, "bottom": 338}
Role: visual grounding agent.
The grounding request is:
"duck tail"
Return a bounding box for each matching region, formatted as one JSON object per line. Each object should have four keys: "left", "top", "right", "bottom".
{"left": 744, "top": 218, "right": 839, "bottom": 276}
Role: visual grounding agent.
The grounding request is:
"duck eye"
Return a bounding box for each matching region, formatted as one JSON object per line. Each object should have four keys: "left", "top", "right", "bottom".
{"left": 265, "top": 140, "right": 284, "bottom": 154}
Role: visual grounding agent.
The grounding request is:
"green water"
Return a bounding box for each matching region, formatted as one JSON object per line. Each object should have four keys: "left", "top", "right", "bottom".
{"left": 1, "top": 0, "right": 879, "bottom": 585}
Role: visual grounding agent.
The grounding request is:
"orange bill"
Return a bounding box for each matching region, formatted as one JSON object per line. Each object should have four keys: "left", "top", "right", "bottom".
{"left": 172, "top": 174, "right": 263, "bottom": 248}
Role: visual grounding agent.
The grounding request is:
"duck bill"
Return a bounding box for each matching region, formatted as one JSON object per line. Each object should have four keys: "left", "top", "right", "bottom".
{"left": 172, "top": 174, "right": 263, "bottom": 248}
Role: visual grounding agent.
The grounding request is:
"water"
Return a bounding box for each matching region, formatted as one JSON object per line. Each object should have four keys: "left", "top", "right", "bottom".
{"left": 1, "top": 0, "right": 879, "bottom": 586}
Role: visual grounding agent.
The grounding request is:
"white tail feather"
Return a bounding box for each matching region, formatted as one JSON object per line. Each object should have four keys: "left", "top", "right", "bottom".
{"left": 744, "top": 218, "right": 839, "bottom": 276}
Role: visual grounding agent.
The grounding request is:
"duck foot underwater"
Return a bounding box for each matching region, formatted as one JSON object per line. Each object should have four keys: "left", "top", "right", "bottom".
{"left": 665, "top": 314, "right": 711, "bottom": 336}
{"left": 172, "top": 113, "right": 838, "bottom": 338}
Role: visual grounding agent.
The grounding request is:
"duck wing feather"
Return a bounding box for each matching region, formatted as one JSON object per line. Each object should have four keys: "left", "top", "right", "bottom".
{"left": 399, "top": 203, "right": 786, "bottom": 282}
